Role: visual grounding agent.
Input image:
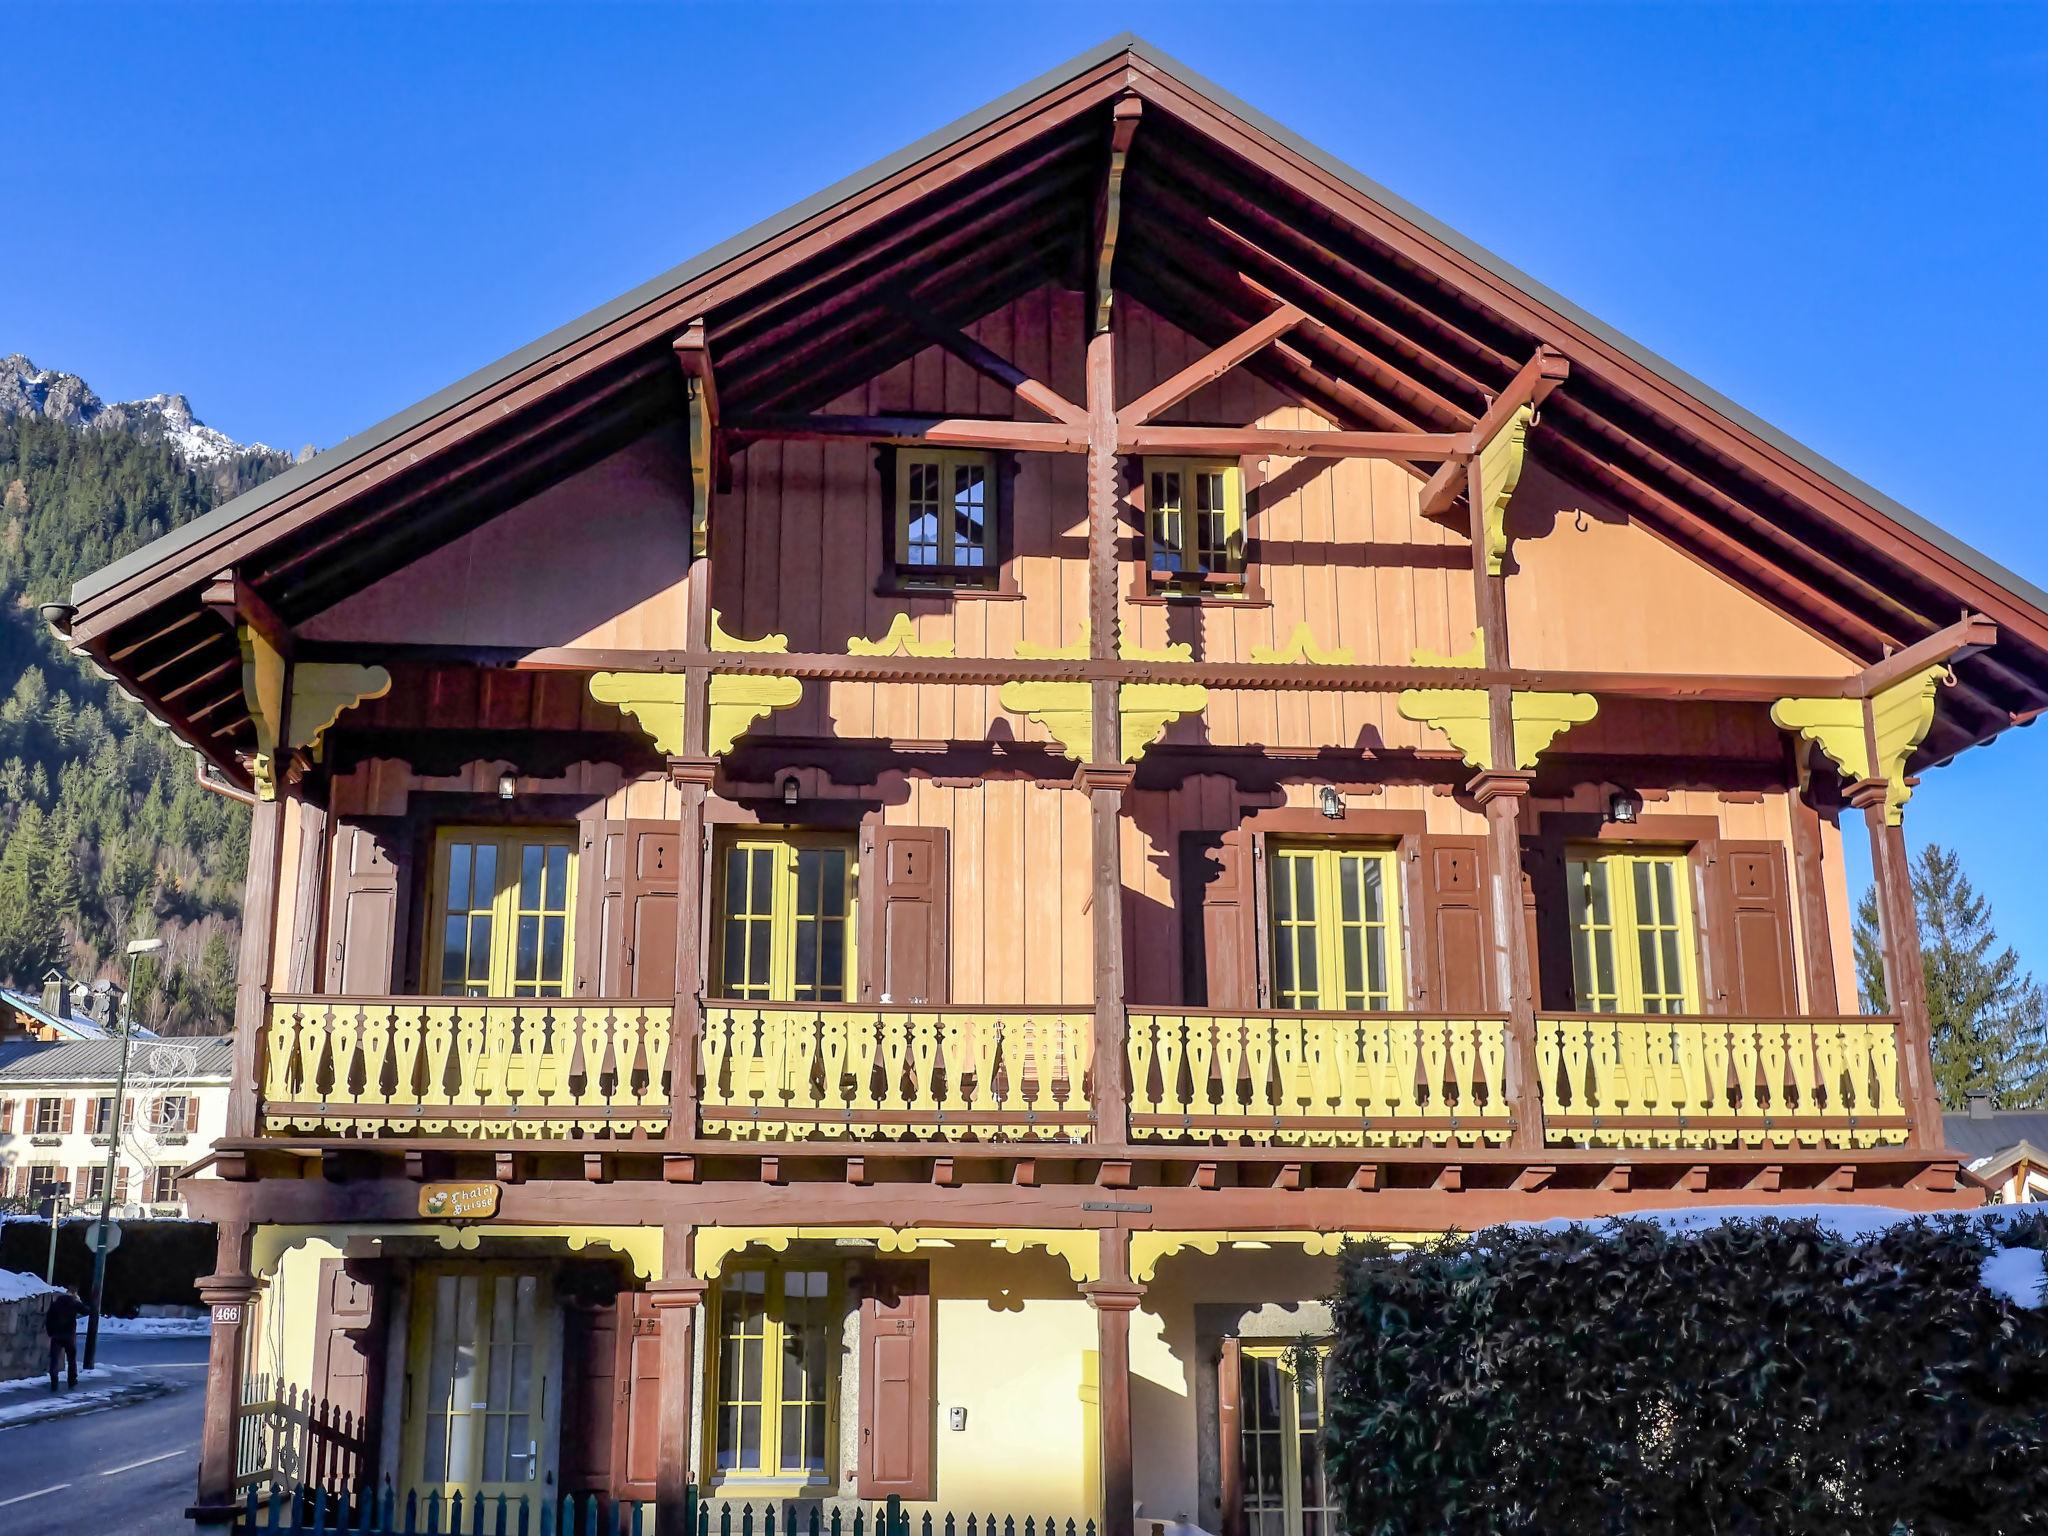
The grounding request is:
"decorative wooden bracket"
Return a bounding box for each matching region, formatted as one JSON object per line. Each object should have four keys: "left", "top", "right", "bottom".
{"left": 1419, "top": 347, "right": 1571, "bottom": 521}
{"left": 998, "top": 681, "right": 1094, "bottom": 760}
{"left": 1092, "top": 93, "right": 1143, "bottom": 334}
{"left": 590, "top": 672, "right": 688, "bottom": 756}
{"left": 1475, "top": 404, "right": 1534, "bottom": 576}
{"left": 235, "top": 623, "right": 389, "bottom": 798}
{"left": 848, "top": 613, "right": 955, "bottom": 658}
{"left": 672, "top": 320, "right": 720, "bottom": 559}
{"left": 1249, "top": 622, "right": 1355, "bottom": 667}
{"left": 1117, "top": 638, "right": 1207, "bottom": 761}
{"left": 706, "top": 609, "right": 801, "bottom": 753}
{"left": 1773, "top": 661, "right": 1946, "bottom": 824}
{"left": 1396, "top": 631, "right": 1593, "bottom": 769}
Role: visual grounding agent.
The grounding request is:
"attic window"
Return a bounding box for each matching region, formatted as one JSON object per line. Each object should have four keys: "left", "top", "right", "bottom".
{"left": 894, "top": 451, "right": 996, "bottom": 588}
{"left": 1145, "top": 458, "right": 1245, "bottom": 591}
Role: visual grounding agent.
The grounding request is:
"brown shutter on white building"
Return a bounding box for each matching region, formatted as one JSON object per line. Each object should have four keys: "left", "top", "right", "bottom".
{"left": 860, "top": 827, "right": 950, "bottom": 1006}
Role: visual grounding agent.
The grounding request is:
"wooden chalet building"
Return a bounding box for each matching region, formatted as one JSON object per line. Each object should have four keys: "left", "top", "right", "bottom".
{"left": 52, "top": 33, "right": 2048, "bottom": 1536}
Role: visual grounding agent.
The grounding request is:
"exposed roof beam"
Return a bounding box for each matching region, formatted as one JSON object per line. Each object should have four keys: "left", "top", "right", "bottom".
{"left": 200, "top": 569, "right": 292, "bottom": 659}
{"left": 1092, "top": 93, "right": 1143, "bottom": 333}
{"left": 1119, "top": 425, "right": 1466, "bottom": 460}
{"left": 672, "top": 318, "right": 721, "bottom": 556}
{"left": 1120, "top": 302, "right": 1305, "bottom": 427}
{"left": 1852, "top": 614, "right": 1998, "bottom": 699}
{"left": 729, "top": 413, "right": 1087, "bottom": 452}
{"left": 1418, "top": 347, "right": 1572, "bottom": 519}
{"left": 885, "top": 290, "right": 1088, "bottom": 427}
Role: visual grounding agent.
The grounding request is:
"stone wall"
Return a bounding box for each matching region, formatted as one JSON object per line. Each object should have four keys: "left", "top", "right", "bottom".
{"left": 0, "top": 1290, "right": 53, "bottom": 1380}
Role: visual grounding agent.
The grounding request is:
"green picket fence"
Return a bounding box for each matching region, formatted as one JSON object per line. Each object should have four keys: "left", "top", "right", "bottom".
{"left": 235, "top": 1484, "right": 1100, "bottom": 1536}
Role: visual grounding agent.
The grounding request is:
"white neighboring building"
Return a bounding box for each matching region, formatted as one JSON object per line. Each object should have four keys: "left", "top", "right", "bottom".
{"left": 1945, "top": 1098, "right": 2048, "bottom": 1205}
{"left": 0, "top": 1036, "right": 230, "bottom": 1216}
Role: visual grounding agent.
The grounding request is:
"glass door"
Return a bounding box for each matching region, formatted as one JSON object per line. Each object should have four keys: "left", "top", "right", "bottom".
{"left": 405, "top": 1266, "right": 554, "bottom": 1502}
{"left": 1239, "top": 1343, "right": 1341, "bottom": 1536}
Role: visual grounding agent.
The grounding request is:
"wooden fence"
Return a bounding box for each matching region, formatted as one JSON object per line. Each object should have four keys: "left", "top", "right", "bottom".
{"left": 235, "top": 1486, "right": 1100, "bottom": 1536}
{"left": 237, "top": 1375, "right": 370, "bottom": 1499}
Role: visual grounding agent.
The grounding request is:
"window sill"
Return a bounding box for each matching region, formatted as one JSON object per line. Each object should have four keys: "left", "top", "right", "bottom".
{"left": 1127, "top": 593, "right": 1270, "bottom": 609}
{"left": 706, "top": 1477, "right": 837, "bottom": 1500}
{"left": 875, "top": 582, "right": 1024, "bottom": 602}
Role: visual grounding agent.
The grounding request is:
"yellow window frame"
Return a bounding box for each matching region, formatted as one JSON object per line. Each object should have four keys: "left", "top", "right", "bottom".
{"left": 714, "top": 832, "right": 859, "bottom": 1003}
{"left": 1267, "top": 842, "right": 1405, "bottom": 1012}
{"left": 1237, "top": 1343, "right": 1340, "bottom": 1536}
{"left": 705, "top": 1263, "right": 840, "bottom": 1489}
{"left": 1566, "top": 846, "right": 1700, "bottom": 1014}
{"left": 1144, "top": 457, "right": 1245, "bottom": 582}
{"left": 427, "top": 827, "right": 578, "bottom": 998}
{"left": 894, "top": 449, "right": 996, "bottom": 586}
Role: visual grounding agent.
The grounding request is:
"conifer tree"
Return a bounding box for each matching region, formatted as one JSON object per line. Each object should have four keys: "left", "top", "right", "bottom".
{"left": 1856, "top": 843, "right": 2048, "bottom": 1107}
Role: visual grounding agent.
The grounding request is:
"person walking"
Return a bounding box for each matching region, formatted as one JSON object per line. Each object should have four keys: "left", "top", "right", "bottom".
{"left": 45, "top": 1284, "right": 82, "bottom": 1392}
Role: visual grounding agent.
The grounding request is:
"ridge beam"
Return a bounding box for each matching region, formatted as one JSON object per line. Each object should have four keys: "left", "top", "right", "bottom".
{"left": 1419, "top": 346, "right": 1572, "bottom": 519}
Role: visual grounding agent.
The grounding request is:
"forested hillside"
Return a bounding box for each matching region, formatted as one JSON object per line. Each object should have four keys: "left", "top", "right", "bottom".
{"left": 0, "top": 403, "right": 297, "bottom": 1032}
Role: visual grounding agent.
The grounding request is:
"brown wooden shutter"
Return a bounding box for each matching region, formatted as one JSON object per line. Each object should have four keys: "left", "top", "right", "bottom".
{"left": 310, "top": 1259, "right": 382, "bottom": 1432}
{"left": 113, "top": 1167, "right": 129, "bottom": 1204}
{"left": 858, "top": 1262, "right": 934, "bottom": 1499}
{"left": 616, "top": 1293, "right": 663, "bottom": 1500}
{"left": 60, "top": 1098, "right": 75, "bottom": 1132}
{"left": 1411, "top": 835, "right": 1494, "bottom": 1012}
{"left": 326, "top": 817, "right": 408, "bottom": 992}
{"left": 1720, "top": 841, "right": 1799, "bottom": 1016}
{"left": 860, "top": 827, "right": 950, "bottom": 1006}
{"left": 560, "top": 1302, "right": 620, "bottom": 1495}
{"left": 72, "top": 1168, "right": 89, "bottom": 1202}
{"left": 594, "top": 822, "right": 682, "bottom": 999}
{"left": 1179, "top": 827, "right": 1260, "bottom": 1009}
{"left": 185, "top": 1095, "right": 201, "bottom": 1132}
{"left": 0, "top": 1100, "right": 14, "bottom": 1133}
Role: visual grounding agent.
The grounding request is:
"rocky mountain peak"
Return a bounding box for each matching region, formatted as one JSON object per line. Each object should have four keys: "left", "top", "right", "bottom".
{"left": 0, "top": 353, "right": 288, "bottom": 468}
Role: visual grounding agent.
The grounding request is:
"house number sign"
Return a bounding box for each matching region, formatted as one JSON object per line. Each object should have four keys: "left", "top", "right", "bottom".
{"left": 212, "top": 1303, "right": 243, "bottom": 1326}
{"left": 419, "top": 1181, "right": 503, "bottom": 1220}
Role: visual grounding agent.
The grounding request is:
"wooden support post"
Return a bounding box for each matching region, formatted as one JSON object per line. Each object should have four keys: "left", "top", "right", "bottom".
{"left": 1083, "top": 325, "right": 1132, "bottom": 1144}
{"left": 188, "top": 1218, "right": 256, "bottom": 1530}
{"left": 649, "top": 1224, "right": 707, "bottom": 1536}
{"left": 230, "top": 792, "right": 286, "bottom": 1140}
{"left": 1853, "top": 782, "right": 1943, "bottom": 1147}
{"left": 1462, "top": 454, "right": 1544, "bottom": 1148}
{"left": 1082, "top": 1228, "right": 1143, "bottom": 1536}
{"left": 669, "top": 540, "right": 716, "bottom": 1147}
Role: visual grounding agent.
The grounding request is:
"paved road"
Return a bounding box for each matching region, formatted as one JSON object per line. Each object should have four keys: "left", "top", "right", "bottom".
{"left": 0, "top": 1334, "right": 208, "bottom": 1535}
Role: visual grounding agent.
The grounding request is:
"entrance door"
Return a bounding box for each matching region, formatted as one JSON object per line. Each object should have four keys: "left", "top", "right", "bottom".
{"left": 405, "top": 1266, "right": 555, "bottom": 1502}
{"left": 1238, "top": 1344, "right": 1341, "bottom": 1536}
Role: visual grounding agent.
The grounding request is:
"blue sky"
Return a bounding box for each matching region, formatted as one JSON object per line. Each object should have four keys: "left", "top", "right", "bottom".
{"left": 9, "top": 1, "right": 2048, "bottom": 966}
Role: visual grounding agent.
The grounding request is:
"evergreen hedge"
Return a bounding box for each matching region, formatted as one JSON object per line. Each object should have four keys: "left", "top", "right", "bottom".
{"left": 1327, "top": 1212, "right": 2048, "bottom": 1534}
{"left": 0, "top": 1216, "right": 213, "bottom": 1315}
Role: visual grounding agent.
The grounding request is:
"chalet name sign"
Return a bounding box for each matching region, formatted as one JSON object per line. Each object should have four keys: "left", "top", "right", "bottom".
{"left": 419, "top": 1181, "right": 503, "bottom": 1220}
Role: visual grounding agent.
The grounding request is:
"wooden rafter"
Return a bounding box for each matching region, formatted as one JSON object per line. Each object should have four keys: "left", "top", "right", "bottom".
{"left": 1852, "top": 614, "right": 1998, "bottom": 698}
{"left": 672, "top": 318, "right": 721, "bottom": 557}
{"left": 1418, "top": 347, "right": 1571, "bottom": 519}
{"left": 884, "top": 290, "right": 1088, "bottom": 427}
{"left": 200, "top": 569, "right": 292, "bottom": 659}
{"left": 1092, "top": 93, "right": 1143, "bottom": 333}
{"left": 729, "top": 413, "right": 1085, "bottom": 451}
{"left": 1119, "top": 302, "right": 1306, "bottom": 427}
{"left": 1118, "top": 424, "right": 1465, "bottom": 461}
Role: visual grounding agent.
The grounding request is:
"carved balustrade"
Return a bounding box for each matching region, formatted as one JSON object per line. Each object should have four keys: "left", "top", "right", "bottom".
{"left": 697, "top": 1003, "right": 1095, "bottom": 1141}
{"left": 260, "top": 996, "right": 673, "bottom": 1138}
{"left": 1537, "top": 1013, "right": 1910, "bottom": 1149}
{"left": 1125, "top": 1010, "right": 1516, "bottom": 1147}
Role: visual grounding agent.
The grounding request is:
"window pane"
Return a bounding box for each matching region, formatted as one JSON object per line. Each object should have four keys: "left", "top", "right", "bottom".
{"left": 520, "top": 844, "right": 543, "bottom": 909}
{"left": 952, "top": 462, "right": 988, "bottom": 566}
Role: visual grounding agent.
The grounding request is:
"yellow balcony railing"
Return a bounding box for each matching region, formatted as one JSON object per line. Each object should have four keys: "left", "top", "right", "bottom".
{"left": 698, "top": 1003, "right": 1095, "bottom": 1141}
{"left": 260, "top": 996, "right": 673, "bottom": 1138}
{"left": 1538, "top": 1014, "right": 1910, "bottom": 1149}
{"left": 1126, "top": 1011, "right": 1515, "bottom": 1146}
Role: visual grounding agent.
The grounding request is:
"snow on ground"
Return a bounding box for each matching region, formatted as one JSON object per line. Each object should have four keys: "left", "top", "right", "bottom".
{"left": 95, "top": 1313, "right": 208, "bottom": 1336}
{"left": 1979, "top": 1246, "right": 2048, "bottom": 1309}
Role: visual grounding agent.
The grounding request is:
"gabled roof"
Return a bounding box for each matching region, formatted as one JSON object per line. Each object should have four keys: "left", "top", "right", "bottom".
{"left": 61, "top": 34, "right": 2048, "bottom": 784}
{"left": 1946, "top": 1109, "right": 2048, "bottom": 1164}
{"left": 0, "top": 1035, "right": 233, "bottom": 1083}
{"left": 0, "top": 988, "right": 109, "bottom": 1042}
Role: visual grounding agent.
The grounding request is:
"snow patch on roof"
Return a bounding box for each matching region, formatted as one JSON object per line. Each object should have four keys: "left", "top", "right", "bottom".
{"left": 0, "top": 1269, "right": 59, "bottom": 1303}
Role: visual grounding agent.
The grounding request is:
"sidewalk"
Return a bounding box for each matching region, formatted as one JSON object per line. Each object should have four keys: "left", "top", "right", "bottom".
{"left": 0, "top": 1360, "right": 177, "bottom": 1431}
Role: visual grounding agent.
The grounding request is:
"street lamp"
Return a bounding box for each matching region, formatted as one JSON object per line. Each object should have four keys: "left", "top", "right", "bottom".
{"left": 83, "top": 936, "right": 161, "bottom": 1371}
